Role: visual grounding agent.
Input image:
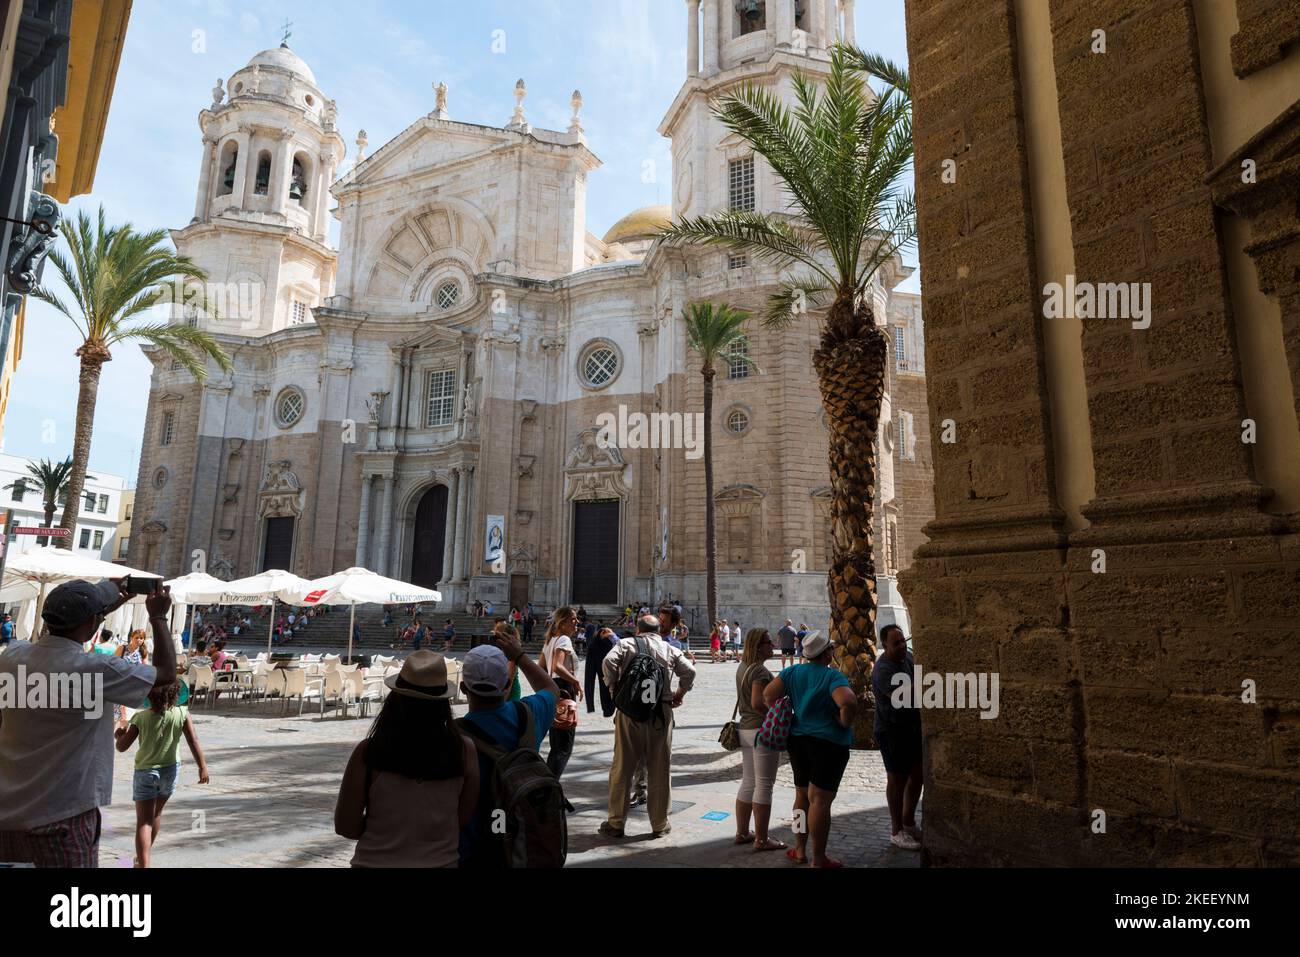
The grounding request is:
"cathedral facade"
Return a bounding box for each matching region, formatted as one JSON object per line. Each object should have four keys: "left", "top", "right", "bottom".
{"left": 129, "top": 0, "right": 933, "bottom": 634}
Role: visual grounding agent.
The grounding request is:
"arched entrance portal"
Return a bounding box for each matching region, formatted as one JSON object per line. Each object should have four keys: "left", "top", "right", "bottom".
{"left": 409, "top": 485, "right": 449, "bottom": 589}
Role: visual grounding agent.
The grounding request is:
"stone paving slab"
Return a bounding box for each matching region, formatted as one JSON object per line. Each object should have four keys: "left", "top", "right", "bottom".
{"left": 97, "top": 655, "right": 922, "bottom": 869}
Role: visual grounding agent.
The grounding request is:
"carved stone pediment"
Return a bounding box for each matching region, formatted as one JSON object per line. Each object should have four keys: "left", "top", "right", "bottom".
{"left": 259, "top": 460, "right": 304, "bottom": 518}
{"left": 564, "top": 427, "right": 630, "bottom": 501}
{"left": 508, "top": 542, "right": 537, "bottom": 574}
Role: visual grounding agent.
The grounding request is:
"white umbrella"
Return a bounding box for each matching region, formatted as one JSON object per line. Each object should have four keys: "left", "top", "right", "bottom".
{"left": 165, "top": 572, "right": 231, "bottom": 650}
{"left": 290, "top": 567, "right": 441, "bottom": 662}
{"left": 201, "top": 569, "right": 311, "bottom": 655}
{"left": 2, "top": 545, "right": 159, "bottom": 624}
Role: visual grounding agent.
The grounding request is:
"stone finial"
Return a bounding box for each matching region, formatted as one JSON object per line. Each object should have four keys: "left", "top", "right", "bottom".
{"left": 568, "top": 89, "right": 584, "bottom": 134}
{"left": 211, "top": 78, "right": 225, "bottom": 107}
{"left": 507, "top": 78, "right": 529, "bottom": 131}
{"left": 355, "top": 129, "right": 368, "bottom": 163}
{"left": 433, "top": 81, "right": 449, "bottom": 120}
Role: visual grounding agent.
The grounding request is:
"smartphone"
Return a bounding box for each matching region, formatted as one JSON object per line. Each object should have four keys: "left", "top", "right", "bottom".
{"left": 121, "top": 575, "right": 156, "bottom": 596}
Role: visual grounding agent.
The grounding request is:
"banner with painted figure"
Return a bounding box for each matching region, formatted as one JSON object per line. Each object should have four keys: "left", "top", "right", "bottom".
{"left": 485, "top": 515, "right": 505, "bottom": 572}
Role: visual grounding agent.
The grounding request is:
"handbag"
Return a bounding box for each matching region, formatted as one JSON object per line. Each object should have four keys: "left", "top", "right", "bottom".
{"left": 756, "top": 695, "right": 793, "bottom": 752}
{"left": 719, "top": 663, "right": 758, "bottom": 752}
{"left": 553, "top": 695, "right": 579, "bottom": 731}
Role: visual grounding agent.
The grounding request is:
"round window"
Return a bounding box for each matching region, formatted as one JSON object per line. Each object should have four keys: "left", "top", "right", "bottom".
{"left": 580, "top": 342, "right": 620, "bottom": 389}
{"left": 153, "top": 468, "right": 168, "bottom": 489}
{"left": 233, "top": 81, "right": 243, "bottom": 94}
{"left": 726, "top": 409, "right": 750, "bottom": 435}
{"left": 436, "top": 280, "right": 460, "bottom": 310}
{"left": 305, "top": 94, "right": 315, "bottom": 107}
{"left": 275, "top": 387, "right": 305, "bottom": 428}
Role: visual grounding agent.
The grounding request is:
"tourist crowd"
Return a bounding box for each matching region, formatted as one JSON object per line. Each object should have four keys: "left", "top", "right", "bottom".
{"left": 0, "top": 585, "right": 922, "bottom": 870}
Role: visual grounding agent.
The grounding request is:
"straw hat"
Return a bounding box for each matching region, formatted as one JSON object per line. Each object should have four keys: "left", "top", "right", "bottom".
{"left": 801, "top": 630, "right": 830, "bottom": 659}
{"left": 384, "top": 650, "right": 456, "bottom": 700}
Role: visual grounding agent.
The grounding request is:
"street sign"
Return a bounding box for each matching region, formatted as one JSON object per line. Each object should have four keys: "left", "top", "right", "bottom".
{"left": 12, "top": 526, "right": 70, "bottom": 536}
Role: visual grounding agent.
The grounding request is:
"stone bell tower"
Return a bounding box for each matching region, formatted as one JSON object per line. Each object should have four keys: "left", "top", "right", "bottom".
{"left": 173, "top": 42, "right": 345, "bottom": 336}
{"left": 662, "top": 1, "right": 850, "bottom": 222}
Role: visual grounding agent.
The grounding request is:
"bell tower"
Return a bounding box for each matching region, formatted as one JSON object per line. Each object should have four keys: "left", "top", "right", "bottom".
{"left": 174, "top": 43, "right": 345, "bottom": 336}
{"left": 665, "top": 1, "right": 848, "bottom": 221}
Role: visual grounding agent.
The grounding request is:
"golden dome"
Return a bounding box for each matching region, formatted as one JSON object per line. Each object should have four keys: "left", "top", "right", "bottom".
{"left": 602, "top": 204, "right": 672, "bottom": 246}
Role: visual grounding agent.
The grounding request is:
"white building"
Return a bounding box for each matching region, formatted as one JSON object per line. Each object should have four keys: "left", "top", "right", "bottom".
{"left": 0, "top": 452, "right": 130, "bottom": 562}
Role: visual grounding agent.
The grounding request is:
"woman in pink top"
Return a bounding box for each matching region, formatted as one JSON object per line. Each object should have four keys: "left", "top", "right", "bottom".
{"left": 334, "top": 652, "right": 478, "bottom": 867}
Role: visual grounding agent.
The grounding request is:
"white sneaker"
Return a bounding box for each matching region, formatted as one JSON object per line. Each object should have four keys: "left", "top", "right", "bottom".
{"left": 890, "top": 831, "right": 922, "bottom": 851}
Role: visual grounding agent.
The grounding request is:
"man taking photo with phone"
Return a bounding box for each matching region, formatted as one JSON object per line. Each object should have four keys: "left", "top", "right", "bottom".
{"left": 0, "top": 577, "right": 176, "bottom": 867}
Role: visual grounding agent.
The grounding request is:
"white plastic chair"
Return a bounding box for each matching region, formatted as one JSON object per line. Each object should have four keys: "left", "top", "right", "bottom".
{"left": 189, "top": 664, "right": 214, "bottom": 705}
{"left": 280, "top": 668, "right": 309, "bottom": 715}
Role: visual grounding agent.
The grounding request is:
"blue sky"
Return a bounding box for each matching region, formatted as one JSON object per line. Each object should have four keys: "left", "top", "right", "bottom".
{"left": 5, "top": 0, "right": 913, "bottom": 481}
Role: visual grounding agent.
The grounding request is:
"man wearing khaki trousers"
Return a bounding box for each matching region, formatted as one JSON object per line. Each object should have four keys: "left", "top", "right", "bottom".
{"left": 598, "top": 615, "right": 696, "bottom": 838}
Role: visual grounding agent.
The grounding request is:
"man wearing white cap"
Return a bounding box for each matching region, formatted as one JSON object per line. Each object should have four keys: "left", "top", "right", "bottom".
{"left": 457, "top": 629, "right": 559, "bottom": 868}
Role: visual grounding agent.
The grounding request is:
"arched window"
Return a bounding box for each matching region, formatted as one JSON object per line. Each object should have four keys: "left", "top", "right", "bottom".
{"left": 217, "top": 141, "right": 238, "bottom": 196}
{"left": 736, "top": 0, "right": 767, "bottom": 37}
{"left": 290, "top": 152, "right": 312, "bottom": 206}
{"left": 254, "top": 151, "right": 271, "bottom": 195}
{"left": 436, "top": 280, "right": 460, "bottom": 310}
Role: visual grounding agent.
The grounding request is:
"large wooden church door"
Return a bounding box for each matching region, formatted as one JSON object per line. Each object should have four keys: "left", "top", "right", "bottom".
{"left": 410, "top": 485, "right": 449, "bottom": 588}
{"left": 571, "top": 499, "right": 619, "bottom": 604}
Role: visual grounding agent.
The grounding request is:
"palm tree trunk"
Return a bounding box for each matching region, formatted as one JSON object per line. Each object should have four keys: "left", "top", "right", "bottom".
{"left": 702, "top": 366, "right": 718, "bottom": 643}
{"left": 57, "top": 350, "right": 107, "bottom": 549}
{"left": 40, "top": 501, "right": 54, "bottom": 547}
{"left": 814, "top": 299, "right": 887, "bottom": 748}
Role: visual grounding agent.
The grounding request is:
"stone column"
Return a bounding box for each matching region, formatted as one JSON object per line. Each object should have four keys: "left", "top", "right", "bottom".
{"left": 440, "top": 469, "right": 459, "bottom": 584}
{"left": 810, "top": 0, "right": 825, "bottom": 49}
{"left": 193, "top": 135, "right": 217, "bottom": 221}
{"left": 451, "top": 466, "right": 470, "bottom": 582}
{"left": 775, "top": 0, "right": 795, "bottom": 48}
{"left": 230, "top": 126, "right": 253, "bottom": 205}
{"left": 241, "top": 133, "right": 261, "bottom": 208}
{"left": 827, "top": 0, "right": 839, "bottom": 43}
{"left": 375, "top": 475, "right": 394, "bottom": 577}
{"left": 702, "top": 0, "right": 719, "bottom": 76}
{"left": 687, "top": 0, "right": 701, "bottom": 75}
{"left": 313, "top": 152, "right": 334, "bottom": 243}
{"left": 270, "top": 127, "right": 295, "bottom": 215}
{"left": 841, "top": 0, "right": 856, "bottom": 44}
{"left": 355, "top": 473, "right": 372, "bottom": 567}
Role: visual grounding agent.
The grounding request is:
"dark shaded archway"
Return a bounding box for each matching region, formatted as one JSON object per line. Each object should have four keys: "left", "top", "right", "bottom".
{"left": 409, "top": 485, "right": 449, "bottom": 589}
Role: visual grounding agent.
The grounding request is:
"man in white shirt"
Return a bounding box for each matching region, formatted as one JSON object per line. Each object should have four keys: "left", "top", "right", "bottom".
{"left": 599, "top": 614, "right": 696, "bottom": 839}
{"left": 0, "top": 579, "right": 175, "bottom": 867}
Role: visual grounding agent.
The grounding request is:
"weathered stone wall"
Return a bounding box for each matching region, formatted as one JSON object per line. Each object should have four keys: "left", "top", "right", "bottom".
{"left": 902, "top": 0, "right": 1300, "bottom": 866}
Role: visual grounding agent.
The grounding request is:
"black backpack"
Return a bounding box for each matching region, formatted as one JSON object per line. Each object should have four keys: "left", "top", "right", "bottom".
{"left": 613, "top": 636, "right": 668, "bottom": 723}
{"left": 457, "top": 702, "right": 567, "bottom": 868}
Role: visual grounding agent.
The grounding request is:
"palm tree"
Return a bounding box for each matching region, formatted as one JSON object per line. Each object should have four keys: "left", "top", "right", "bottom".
{"left": 33, "top": 206, "right": 232, "bottom": 548}
{"left": 1, "top": 456, "right": 89, "bottom": 546}
{"left": 682, "top": 302, "right": 758, "bottom": 638}
{"left": 661, "top": 47, "right": 914, "bottom": 711}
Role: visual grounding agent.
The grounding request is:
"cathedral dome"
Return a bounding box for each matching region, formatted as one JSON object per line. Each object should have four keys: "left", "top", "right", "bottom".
{"left": 246, "top": 43, "right": 317, "bottom": 85}
{"left": 602, "top": 205, "right": 671, "bottom": 246}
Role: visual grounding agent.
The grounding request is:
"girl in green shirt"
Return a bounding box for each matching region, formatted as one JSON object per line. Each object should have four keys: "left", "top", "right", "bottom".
{"left": 115, "top": 682, "right": 210, "bottom": 868}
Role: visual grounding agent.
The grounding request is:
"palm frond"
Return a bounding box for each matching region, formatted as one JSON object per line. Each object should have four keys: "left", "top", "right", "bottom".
{"left": 109, "top": 321, "right": 234, "bottom": 378}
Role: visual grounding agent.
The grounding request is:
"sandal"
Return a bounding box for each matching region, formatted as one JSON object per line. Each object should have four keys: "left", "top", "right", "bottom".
{"left": 811, "top": 856, "right": 844, "bottom": 869}
{"left": 734, "top": 832, "right": 755, "bottom": 845}
{"left": 753, "top": 838, "right": 787, "bottom": 852}
{"left": 786, "top": 848, "right": 808, "bottom": 865}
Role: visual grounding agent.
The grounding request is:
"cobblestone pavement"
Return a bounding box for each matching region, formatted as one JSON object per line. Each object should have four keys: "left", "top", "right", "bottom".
{"left": 97, "top": 653, "right": 922, "bottom": 869}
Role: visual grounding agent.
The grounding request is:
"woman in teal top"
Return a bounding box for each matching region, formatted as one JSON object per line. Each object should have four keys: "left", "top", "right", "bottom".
{"left": 762, "top": 631, "right": 857, "bottom": 868}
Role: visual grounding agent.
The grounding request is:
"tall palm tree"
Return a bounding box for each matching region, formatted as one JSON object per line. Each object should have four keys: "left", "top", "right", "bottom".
{"left": 682, "top": 302, "right": 758, "bottom": 637}
{"left": 661, "top": 47, "right": 914, "bottom": 711}
{"left": 33, "top": 207, "right": 232, "bottom": 548}
{"left": 1, "top": 456, "right": 89, "bottom": 546}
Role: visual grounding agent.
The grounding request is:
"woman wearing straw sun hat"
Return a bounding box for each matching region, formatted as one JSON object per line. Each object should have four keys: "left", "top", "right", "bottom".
{"left": 334, "top": 651, "right": 479, "bottom": 867}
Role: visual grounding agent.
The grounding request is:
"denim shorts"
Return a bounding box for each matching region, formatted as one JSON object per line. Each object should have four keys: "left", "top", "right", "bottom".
{"left": 132, "top": 763, "right": 179, "bottom": 802}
